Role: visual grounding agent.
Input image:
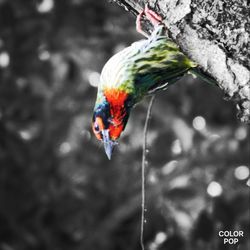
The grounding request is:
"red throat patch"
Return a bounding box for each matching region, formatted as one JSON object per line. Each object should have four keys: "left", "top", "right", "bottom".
{"left": 103, "top": 88, "right": 129, "bottom": 140}
{"left": 104, "top": 88, "right": 128, "bottom": 106}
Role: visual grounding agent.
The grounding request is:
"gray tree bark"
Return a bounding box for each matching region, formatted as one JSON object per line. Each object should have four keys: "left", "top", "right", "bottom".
{"left": 111, "top": 0, "right": 250, "bottom": 123}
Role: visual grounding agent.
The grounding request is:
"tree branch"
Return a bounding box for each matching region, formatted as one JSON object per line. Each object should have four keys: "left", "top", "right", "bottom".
{"left": 111, "top": 0, "right": 250, "bottom": 123}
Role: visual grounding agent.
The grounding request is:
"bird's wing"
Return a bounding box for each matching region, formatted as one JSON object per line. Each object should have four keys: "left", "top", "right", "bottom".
{"left": 132, "top": 37, "right": 194, "bottom": 94}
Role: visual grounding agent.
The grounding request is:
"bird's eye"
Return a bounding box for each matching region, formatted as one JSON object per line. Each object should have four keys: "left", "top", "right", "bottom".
{"left": 94, "top": 123, "right": 100, "bottom": 132}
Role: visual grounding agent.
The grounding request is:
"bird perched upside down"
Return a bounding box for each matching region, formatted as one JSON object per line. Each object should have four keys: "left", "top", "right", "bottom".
{"left": 92, "top": 5, "right": 213, "bottom": 159}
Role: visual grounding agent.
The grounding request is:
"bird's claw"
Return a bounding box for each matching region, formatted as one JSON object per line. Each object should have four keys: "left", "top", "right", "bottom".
{"left": 144, "top": 4, "right": 163, "bottom": 26}
{"left": 136, "top": 4, "right": 164, "bottom": 37}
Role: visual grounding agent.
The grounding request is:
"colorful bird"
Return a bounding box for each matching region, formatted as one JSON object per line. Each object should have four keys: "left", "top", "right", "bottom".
{"left": 92, "top": 5, "right": 215, "bottom": 159}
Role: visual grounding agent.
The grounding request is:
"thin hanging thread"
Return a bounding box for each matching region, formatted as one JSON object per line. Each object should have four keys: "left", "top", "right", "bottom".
{"left": 140, "top": 95, "right": 156, "bottom": 250}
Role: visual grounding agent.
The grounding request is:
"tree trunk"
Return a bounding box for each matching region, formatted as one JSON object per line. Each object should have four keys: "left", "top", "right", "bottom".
{"left": 111, "top": 0, "right": 250, "bottom": 123}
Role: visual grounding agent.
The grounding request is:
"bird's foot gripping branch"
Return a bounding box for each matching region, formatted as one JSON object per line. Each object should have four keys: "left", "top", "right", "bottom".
{"left": 136, "top": 4, "right": 163, "bottom": 37}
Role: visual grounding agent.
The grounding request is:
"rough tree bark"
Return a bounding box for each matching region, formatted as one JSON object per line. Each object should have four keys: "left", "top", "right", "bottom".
{"left": 111, "top": 0, "right": 250, "bottom": 123}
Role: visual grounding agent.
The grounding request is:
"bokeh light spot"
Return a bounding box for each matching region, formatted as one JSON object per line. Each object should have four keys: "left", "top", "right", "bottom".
{"left": 39, "top": 50, "right": 50, "bottom": 61}
{"left": 234, "top": 165, "right": 249, "bottom": 180}
{"left": 18, "top": 125, "right": 40, "bottom": 141}
{"left": 19, "top": 130, "right": 32, "bottom": 141}
{"left": 148, "top": 171, "right": 158, "bottom": 184}
{"left": 171, "top": 139, "right": 182, "bottom": 155}
{"left": 87, "top": 71, "right": 100, "bottom": 87}
{"left": 0, "top": 52, "right": 10, "bottom": 68}
{"left": 192, "top": 116, "right": 206, "bottom": 131}
{"left": 207, "top": 181, "right": 222, "bottom": 197}
{"left": 37, "top": 0, "right": 54, "bottom": 13}
{"left": 162, "top": 160, "right": 178, "bottom": 175}
{"left": 155, "top": 232, "right": 167, "bottom": 245}
{"left": 59, "top": 142, "right": 72, "bottom": 155}
{"left": 235, "top": 126, "right": 247, "bottom": 140}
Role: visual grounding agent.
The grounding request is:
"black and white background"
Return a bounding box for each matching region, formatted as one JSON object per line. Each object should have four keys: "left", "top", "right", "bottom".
{"left": 0, "top": 0, "right": 249, "bottom": 250}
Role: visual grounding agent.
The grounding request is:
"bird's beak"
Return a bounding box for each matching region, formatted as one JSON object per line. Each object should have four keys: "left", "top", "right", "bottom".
{"left": 101, "top": 129, "right": 116, "bottom": 160}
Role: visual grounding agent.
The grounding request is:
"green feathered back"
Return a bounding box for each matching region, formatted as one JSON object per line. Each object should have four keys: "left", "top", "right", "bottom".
{"left": 98, "top": 26, "right": 197, "bottom": 104}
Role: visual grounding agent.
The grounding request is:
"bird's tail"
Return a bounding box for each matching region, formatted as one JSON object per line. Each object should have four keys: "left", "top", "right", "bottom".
{"left": 189, "top": 67, "right": 218, "bottom": 87}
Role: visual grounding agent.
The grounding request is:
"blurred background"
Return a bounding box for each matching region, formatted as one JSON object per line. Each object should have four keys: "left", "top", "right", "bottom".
{"left": 0, "top": 0, "right": 249, "bottom": 250}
